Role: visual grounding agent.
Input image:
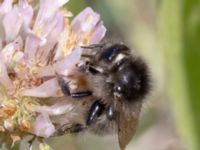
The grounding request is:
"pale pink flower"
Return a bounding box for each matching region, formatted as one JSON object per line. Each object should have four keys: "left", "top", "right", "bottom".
{"left": 0, "top": 0, "right": 106, "bottom": 145}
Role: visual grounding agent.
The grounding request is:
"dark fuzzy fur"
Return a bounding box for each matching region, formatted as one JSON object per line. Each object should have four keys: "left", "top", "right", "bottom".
{"left": 85, "top": 43, "right": 151, "bottom": 104}
{"left": 82, "top": 43, "right": 151, "bottom": 139}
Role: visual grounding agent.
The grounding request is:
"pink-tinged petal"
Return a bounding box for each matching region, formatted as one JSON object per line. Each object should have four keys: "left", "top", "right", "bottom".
{"left": 3, "top": 7, "right": 23, "bottom": 41}
{"left": 32, "top": 114, "right": 55, "bottom": 138}
{"left": 35, "top": 0, "right": 68, "bottom": 28}
{"left": 0, "top": 44, "right": 15, "bottom": 64}
{"left": 89, "top": 23, "right": 106, "bottom": 44}
{"left": 18, "top": 0, "right": 33, "bottom": 26}
{"left": 54, "top": 47, "right": 82, "bottom": 75}
{"left": 0, "top": 0, "right": 12, "bottom": 14}
{"left": 18, "top": 23, "right": 33, "bottom": 40}
{"left": 39, "top": 12, "right": 64, "bottom": 63}
{"left": 0, "top": 61, "right": 13, "bottom": 88}
{"left": 35, "top": 0, "right": 56, "bottom": 26}
{"left": 13, "top": 51, "right": 24, "bottom": 63}
{"left": 53, "top": 28, "right": 70, "bottom": 61}
{"left": 13, "top": 36, "right": 23, "bottom": 50}
{"left": 13, "top": 59, "right": 27, "bottom": 79}
{"left": 36, "top": 65, "right": 55, "bottom": 78}
{"left": 24, "top": 34, "right": 41, "bottom": 62}
{"left": 57, "top": 0, "right": 69, "bottom": 7}
{"left": 0, "top": 24, "right": 4, "bottom": 39}
{"left": 0, "top": 37, "right": 23, "bottom": 65}
{"left": 71, "top": 7, "right": 100, "bottom": 33}
{"left": 21, "top": 78, "right": 61, "bottom": 97}
{"left": 35, "top": 101, "right": 74, "bottom": 116}
{"left": 0, "top": 0, "right": 12, "bottom": 38}
{"left": 0, "top": 40, "right": 2, "bottom": 50}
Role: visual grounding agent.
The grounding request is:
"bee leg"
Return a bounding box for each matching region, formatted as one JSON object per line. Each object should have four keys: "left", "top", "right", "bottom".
{"left": 57, "top": 75, "right": 71, "bottom": 96}
{"left": 70, "top": 91, "right": 92, "bottom": 98}
{"left": 57, "top": 75, "right": 92, "bottom": 98}
{"left": 87, "top": 66, "right": 105, "bottom": 75}
{"left": 106, "top": 106, "right": 116, "bottom": 120}
{"left": 69, "top": 123, "right": 86, "bottom": 133}
{"left": 78, "top": 62, "right": 105, "bottom": 75}
{"left": 81, "top": 54, "right": 95, "bottom": 58}
{"left": 86, "top": 100, "right": 105, "bottom": 125}
{"left": 28, "top": 135, "right": 36, "bottom": 150}
{"left": 53, "top": 123, "right": 86, "bottom": 136}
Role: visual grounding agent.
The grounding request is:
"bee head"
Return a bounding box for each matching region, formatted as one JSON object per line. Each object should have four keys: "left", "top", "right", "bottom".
{"left": 113, "top": 58, "right": 150, "bottom": 102}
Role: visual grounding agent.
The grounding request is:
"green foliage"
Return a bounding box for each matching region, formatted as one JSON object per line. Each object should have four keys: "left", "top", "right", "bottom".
{"left": 65, "top": 0, "right": 87, "bottom": 15}
{"left": 159, "top": 0, "right": 200, "bottom": 149}
{"left": 183, "top": 0, "right": 200, "bottom": 148}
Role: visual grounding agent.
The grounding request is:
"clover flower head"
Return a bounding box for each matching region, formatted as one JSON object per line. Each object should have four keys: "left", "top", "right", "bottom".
{"left": 0, "top": 0, "right": 106, "bottom": 146}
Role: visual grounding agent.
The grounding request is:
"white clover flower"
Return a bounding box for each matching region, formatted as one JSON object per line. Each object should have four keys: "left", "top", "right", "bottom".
{"left": 0, "top": 0, "right": 106, "bottom": 145}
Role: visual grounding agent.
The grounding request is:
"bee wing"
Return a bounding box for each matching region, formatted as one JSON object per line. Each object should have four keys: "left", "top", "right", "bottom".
{"left": 117, "top": 100, "right": 142, "bottom": 150}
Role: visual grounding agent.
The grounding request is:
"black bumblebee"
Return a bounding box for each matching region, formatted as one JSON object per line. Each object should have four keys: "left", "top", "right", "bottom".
{"left": 57, "top": 42, "right": 151, "bottom": 150}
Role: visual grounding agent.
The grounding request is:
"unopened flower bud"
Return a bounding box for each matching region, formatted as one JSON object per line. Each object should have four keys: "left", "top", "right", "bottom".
{"left": 3, "top": 105, "right": 16, "bottom": 116}
{"left": 19, "top": 119, "right": 32, "bottom": 131}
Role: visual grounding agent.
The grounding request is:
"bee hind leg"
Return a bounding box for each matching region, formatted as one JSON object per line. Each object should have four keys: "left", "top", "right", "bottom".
{"left": 86, "top": 100, "right": 105, "bottom": 125}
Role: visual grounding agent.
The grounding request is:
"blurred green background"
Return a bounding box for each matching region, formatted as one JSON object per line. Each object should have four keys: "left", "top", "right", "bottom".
{"left": 16, "top": 0, "right": 200, "bottom": 150}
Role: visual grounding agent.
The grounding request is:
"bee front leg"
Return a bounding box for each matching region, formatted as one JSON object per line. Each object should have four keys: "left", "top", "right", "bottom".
{"left": 77, "top": 62, "right": 105, "bottom": 75}
{"left": 57, "top": 75, "right": 92, "bottom": 98}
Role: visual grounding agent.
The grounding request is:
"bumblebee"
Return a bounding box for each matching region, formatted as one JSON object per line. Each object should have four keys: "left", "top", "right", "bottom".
{"left": 57, "top": 42, "right": 151, "bottom": 150}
